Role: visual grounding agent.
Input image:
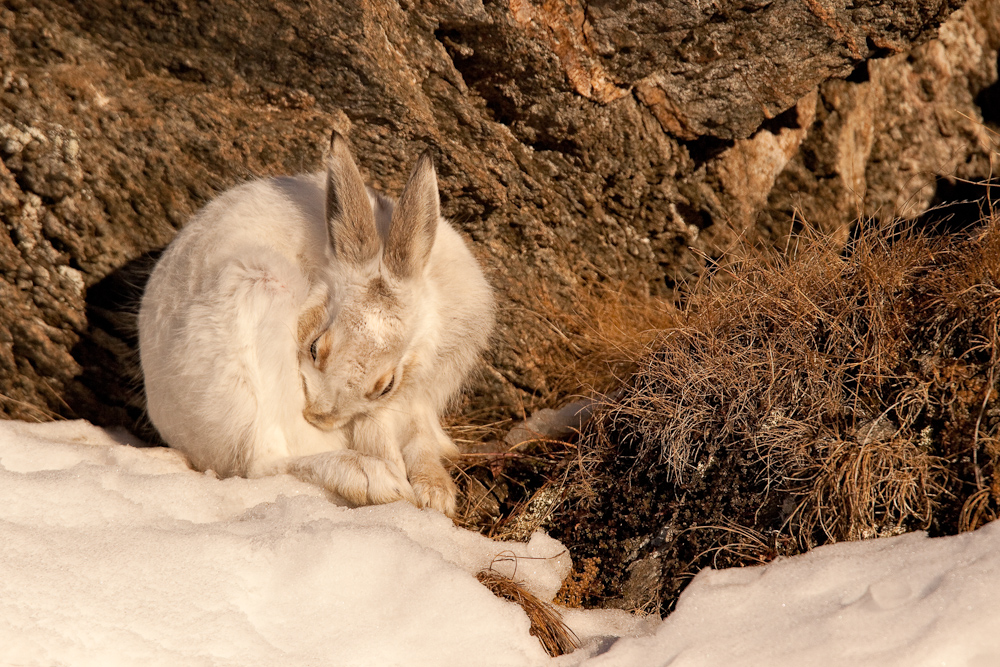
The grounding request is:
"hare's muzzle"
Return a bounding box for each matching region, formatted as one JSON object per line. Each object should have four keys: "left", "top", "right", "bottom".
{"left": 303, "top": 407, "right": 347, "bottom": 431}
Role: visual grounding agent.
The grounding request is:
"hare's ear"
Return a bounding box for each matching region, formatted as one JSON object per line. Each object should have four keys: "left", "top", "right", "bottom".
{"left": 325, "top": 131, "right": 379, "bottom": 266}
{"left": 385, "top": 150, "right": 439, "bottom": 279}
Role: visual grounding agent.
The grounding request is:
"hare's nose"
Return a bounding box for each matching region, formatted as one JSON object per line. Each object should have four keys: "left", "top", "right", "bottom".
{"left": 303, "top": 406, "right": 343, "bottom": 431}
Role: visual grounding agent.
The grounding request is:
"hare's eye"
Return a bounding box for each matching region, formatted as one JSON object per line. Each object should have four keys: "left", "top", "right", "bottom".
{"left": 379, "top": 375, "right": 395, "bottom": 397}
{"left": 309, "top": 337, "right": 320, "bottom": 362}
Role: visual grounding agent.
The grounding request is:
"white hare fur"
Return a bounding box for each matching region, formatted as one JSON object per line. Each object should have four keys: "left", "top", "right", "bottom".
{"left": 138, "top": 133, "right": 494, "bottom": 516}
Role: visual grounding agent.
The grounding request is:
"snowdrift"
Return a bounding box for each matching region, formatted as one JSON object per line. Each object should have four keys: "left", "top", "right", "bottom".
{"left": 1, "top": 419, "right": 998, "bottom": 666}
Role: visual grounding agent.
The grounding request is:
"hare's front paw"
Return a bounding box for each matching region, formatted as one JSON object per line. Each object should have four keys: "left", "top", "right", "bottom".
{"left": 408, "top": 462, "right": 457, "bottom": 517}
{"left": 365, "top": 461, "right": 418, "bottom": 507}
{"left": 286, "top": 450, "right": 416, "bottom": 508}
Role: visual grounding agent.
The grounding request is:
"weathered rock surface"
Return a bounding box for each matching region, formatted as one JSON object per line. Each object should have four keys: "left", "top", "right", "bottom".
{"left": 0, "top": 0, "right": 995, "bottom": 437}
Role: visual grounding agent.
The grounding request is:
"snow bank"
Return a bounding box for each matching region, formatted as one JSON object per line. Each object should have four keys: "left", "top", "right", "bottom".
{"left": 0, "top": 419, "right": 580, "bottom": 666}
{"left": 559, "top": 524, "right": 1000, "bottom": 667}
{"left": 2, "top": 419, "right": 999, "bottom": 666}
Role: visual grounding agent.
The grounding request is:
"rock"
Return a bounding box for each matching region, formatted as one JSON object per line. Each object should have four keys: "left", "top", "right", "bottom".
{"left": 505, "top": 399, "right": 598, "bottom": 447}
{"left": 757, "top": 0, "right": 1000, "bottom": 243}
{"left": 619, "top": 555, "right": 663, "bottom": 612}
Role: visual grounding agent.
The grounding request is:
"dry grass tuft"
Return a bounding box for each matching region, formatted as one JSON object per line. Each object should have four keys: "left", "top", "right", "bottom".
{"left": 452, "top": 278, "right": 678, "bottom": 538}
{"left": 456, "top": 204, "right": 1000, "bottom": 614}
{"left": 555, "top": 557, "right": 602, "bottom": 608}
{"left": 476, "top": 568, "right": 580, "bottom": 657}
{"left": 573, "top": 217, "right": 1000, "bottom": 545}
{"left": 511, "top": 277, "right": 679, "bottom": 399}
{"left": 538, "top": 211, "right": 1000, "bottom": 613}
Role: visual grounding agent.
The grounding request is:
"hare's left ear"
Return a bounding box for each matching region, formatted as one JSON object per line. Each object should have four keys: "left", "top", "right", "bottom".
{"left": 325, "top": 131, "right": 380, "bottom": 266}
{"left": 384, "top": 151, "right": 439, "bottom": 279}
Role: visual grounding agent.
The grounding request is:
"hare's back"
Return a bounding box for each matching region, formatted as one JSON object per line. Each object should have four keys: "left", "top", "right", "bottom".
{"left": 139, "top": 175, "right": 328, "bottom": 474}
{"left": 161, "top": 174, "right": 328, "bottom": 278}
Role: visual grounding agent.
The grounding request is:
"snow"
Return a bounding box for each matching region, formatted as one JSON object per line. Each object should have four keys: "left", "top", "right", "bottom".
{"left": 559, "top": 529, "right": 1000, "bottom": 667}
{"left": 2, "top": 419, "right": 999, "bottom": 666}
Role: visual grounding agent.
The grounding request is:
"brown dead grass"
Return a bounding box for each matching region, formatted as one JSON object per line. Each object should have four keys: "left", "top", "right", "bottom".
{"left": 572, "top": 214, "right": 1000, "bottom": 547}
{"left": 452, "top": 276, "right": 678, "bottom": 537}
{"left": 461, "top": 209, "right": 1000, "bottom": 614}
{"left": 555, "top": 557, "right": 602, "bottom": 608}
{"left": 512, "top": 276, "right": 679, "bottom": 399}
{"left": 476, "top": 568, "right": 580, "bottom": 657}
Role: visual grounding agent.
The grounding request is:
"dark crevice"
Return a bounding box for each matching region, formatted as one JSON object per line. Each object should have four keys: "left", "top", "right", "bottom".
{"left": 845, "top": 59, "right": 870, "bottom": 83}
{"left": 916, "top": 178, "right": 999, "bottom": 235}
{"left": 435, "top": 22, "right": 584, "bottom": 158}
{"left": 864, "top": 36, "right": 898, "bottom": 61}
{"left": 436, "top": 25, "right": 521, "bottom": 128}
{"left": 975, "top": 53, "right": 1000, "bottom": 126}
{"left": 680, "top": 135, "right": 735, "bottom": 165}
{"left": 759, "top": 103, "right": 805, "bottom": 135}
{"left": 673, "top": 201, "right": 713, "bottom": 231}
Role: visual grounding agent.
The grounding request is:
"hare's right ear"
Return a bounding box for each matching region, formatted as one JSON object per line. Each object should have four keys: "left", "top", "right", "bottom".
{"left": 384, "top": 150, "right": 439, "bottom": 279}
{"left": 325, "top": 131, "right": 379, "bottom": 265}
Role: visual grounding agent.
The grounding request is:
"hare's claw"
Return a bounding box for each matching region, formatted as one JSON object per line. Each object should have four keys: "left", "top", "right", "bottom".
{"left": 408, "top": 463, "right": 458, "bottom": 517}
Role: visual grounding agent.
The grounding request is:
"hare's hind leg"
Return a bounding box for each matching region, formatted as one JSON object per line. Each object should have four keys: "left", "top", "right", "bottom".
{"left": 282, "top": 450, "right": 417, "bottom": 507}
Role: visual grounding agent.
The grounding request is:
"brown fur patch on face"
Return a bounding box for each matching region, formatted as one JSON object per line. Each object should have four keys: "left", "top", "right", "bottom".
{"left": 365, "top": 370, "right": 396, "bottom": 400}
{"left": 297, "top": 303, "right": 327, "bottom": 347}
{"left": 366, "top": 276, "right": 396, "bottom": 305}
{"left": 398, "top": 357, "right": 420, "bottom": 391}
{"left": 316, "top": 332, "right": 335, "bottom": 372}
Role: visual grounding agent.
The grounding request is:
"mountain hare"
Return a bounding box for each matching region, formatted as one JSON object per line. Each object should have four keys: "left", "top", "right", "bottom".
{"left": 138, "top": 133, "right": 494, "bottom": 516}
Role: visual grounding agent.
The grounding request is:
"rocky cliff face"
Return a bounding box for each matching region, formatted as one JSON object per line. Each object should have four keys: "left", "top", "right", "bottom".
{"left": 0, "top": 0, "right": 996, "bottom": 438}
